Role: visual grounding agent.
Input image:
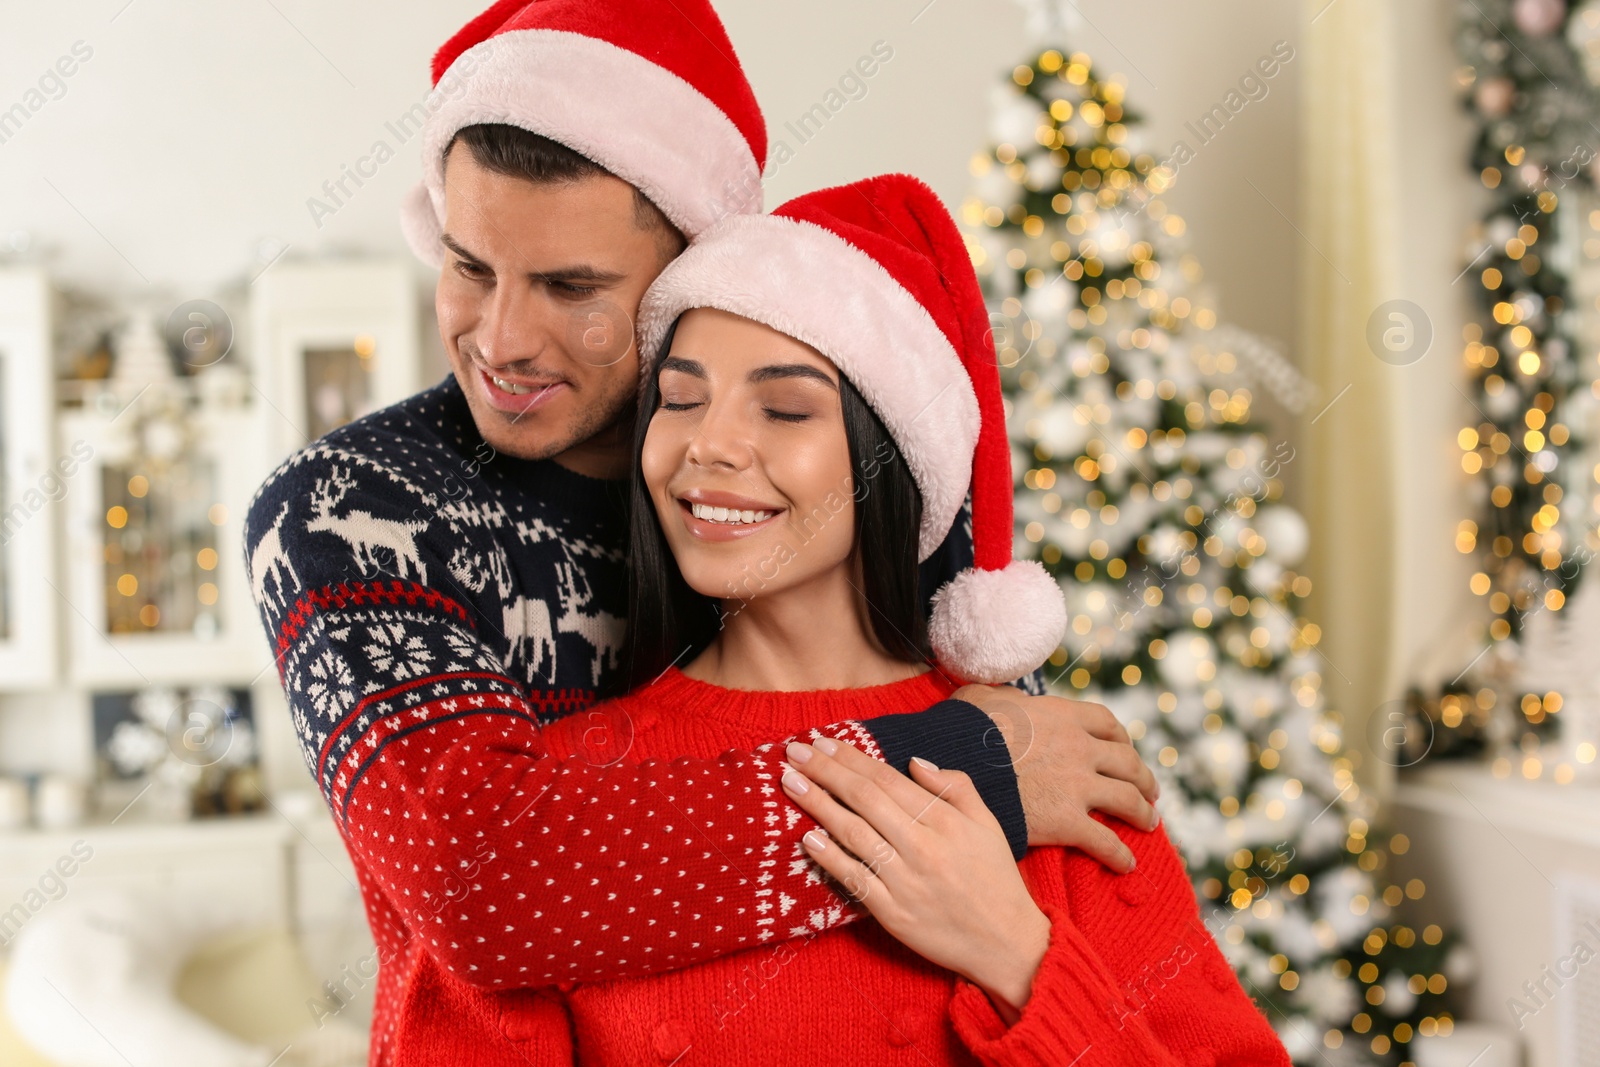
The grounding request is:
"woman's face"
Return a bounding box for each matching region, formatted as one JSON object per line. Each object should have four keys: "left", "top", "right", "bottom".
{"left": 641, "top": 307, "right": 858, "bottom": 605}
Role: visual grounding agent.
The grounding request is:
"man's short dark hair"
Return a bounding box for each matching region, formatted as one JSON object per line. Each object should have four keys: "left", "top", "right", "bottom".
{"left": 447, "top": 124, "right": 686, "bottom": 259}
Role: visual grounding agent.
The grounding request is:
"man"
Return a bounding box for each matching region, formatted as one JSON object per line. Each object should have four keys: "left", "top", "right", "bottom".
{"left": 245, "top": 0, "right": 1158, "bottom": 1061}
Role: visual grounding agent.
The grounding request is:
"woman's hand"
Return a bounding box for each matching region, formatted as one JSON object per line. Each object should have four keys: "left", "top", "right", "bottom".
{"left": 781, "top": 737, "right": 1052, "bottom": 1023}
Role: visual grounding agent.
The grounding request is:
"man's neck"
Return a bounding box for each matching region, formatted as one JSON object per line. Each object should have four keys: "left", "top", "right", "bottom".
{"left": 552, "top": 438, "right": 630, "bottom": 480}
{"left": 550, "top": 417, "right": 634, "bottom": 480}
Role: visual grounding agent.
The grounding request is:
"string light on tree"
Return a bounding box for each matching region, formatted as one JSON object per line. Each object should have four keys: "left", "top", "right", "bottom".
{"left": 973, "top": 41, "right": 1466, "bottom": 1065}
{"left": 1417, "top": 0, "right": 1600, "bottom": 779}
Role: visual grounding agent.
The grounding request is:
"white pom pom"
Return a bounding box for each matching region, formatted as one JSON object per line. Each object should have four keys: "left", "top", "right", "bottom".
{"left": 399, "top": 180, "right": 445, "bottom": 269}
{"left": 929, "top": 560, "right": 1067, "bottom": 684}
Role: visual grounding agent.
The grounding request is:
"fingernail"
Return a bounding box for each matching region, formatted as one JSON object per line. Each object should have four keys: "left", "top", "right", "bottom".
{"left": 912, "top": 756, "right": 939, "bottom": 772}
{"left": 814, "top": 737, "right": 840, "bottom": 755}
{"left": 804, "top": 829, "right": 828, "bottom": 851}
{"left": 786, "top": 741, "right": 814, "bottom": 764}
{"left": 1124, "top": 850, "right": 1137, "bottom": 870}
{"left": 1148, "top": 809, "right": 1161, "bottom": 831}
{"left": 782, "top": 770, "right": 810, "bottom": 795}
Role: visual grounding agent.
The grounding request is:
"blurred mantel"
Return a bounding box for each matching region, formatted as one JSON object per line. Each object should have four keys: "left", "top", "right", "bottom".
{"left": 1396, "top": 761, "right": 1600, "bottom": 850}
{"left": 1392, "top": 761, "right": 1600, "bottom": 1067}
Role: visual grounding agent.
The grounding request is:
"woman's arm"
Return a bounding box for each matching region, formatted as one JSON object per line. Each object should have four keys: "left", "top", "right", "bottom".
{"left": 784, "top": 739, "right": 1293, "bottom": 1067}
{"left": 947, "top": 817, "right": 1294, "bottom": 1066}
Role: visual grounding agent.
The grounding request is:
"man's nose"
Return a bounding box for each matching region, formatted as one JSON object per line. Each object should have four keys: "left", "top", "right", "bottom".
{"left": 476, "top": 284, "right": 551, "bottom": 370}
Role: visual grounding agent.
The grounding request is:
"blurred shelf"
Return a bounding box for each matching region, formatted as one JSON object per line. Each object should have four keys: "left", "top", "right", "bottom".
{"left": 0, "top": 793, "right": 353, "bottom": 939}
{"left": 1394, "top": 760, "right": 1600, "bottom": 849}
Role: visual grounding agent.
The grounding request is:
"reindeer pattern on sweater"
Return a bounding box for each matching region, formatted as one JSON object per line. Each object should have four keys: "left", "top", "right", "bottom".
{"left": 244, "top": 376, "right": 630, "bottom": 781}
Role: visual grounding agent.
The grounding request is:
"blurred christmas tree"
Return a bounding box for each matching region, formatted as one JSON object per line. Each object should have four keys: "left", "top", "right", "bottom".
{"left": 968, "top": 36, "right": 1469, "bottom": 1065}
{"left": 1425, "top": 0, "right": 1600, "bottom": 775}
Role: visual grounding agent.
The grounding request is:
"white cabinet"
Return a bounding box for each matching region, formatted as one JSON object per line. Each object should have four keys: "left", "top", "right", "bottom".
{"left": 59, "top": 394, "right": 268, "bottom": 687}
{"left": 252, "top": 259, "right": 420, "bottom": 461}
{"left": 0, "top": 269, "right": 58, "bottom": 690}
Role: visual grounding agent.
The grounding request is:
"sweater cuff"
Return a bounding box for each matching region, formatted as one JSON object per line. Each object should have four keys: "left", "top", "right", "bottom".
{"left": 860, "top": 698, "right": 1027, "bottom": 859}
{"left": 948, "top": 900, "right": 1135, "bottom": 1067}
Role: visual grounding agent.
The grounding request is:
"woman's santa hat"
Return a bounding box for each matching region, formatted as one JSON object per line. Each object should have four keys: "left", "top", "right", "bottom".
{"left": 638, "top": 174, "right": 1068, "bottom": 685}
{"left": 400, "top": 0, "right": 767, "bottom": 267}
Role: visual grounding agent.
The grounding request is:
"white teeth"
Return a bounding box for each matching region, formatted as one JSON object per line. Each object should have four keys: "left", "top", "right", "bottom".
{"left": 491, "top": 374, "right": 533, "bottom": 395}
{"left": 690, "top": 503, "right": 774, "bottom": 525}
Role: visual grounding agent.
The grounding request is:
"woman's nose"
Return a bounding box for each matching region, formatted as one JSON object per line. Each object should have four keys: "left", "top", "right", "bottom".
{"left": 685, "top": 399, "right": 754, "bottom": 471}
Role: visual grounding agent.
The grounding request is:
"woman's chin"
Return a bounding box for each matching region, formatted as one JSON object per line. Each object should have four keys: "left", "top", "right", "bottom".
{"left": 676, "top": 556, "right": 772, "bottom": 604}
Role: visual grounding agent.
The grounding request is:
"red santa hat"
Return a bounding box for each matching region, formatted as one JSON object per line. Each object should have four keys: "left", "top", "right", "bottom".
{"left": 399, "top": 0, "right": 767, "bottom": 268}
{"left": 637, "top": 174, "right": 1067, "bottom": 685}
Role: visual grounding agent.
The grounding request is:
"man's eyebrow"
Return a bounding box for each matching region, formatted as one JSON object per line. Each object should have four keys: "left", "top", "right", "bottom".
{"left": 659, "top": 356, "right": 706, "bottom": 378}
{"left": 438, "top": 233, "right": 627, "bottom": 285}
{"left": 534, "top": 264, "right": 628, "bottom": 286}
{"left": 440, "top": 233, "right": 483, "bottom": 263}
{"left": 748, "top": 363, "right": 838, "bottom": 389}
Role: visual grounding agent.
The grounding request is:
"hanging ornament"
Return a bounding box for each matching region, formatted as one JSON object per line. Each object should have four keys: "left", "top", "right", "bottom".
{"left": 1569, "top": 0, "right": 1600, "bottom": 83}
{"left": 1243, "top": 558, "right": 1286, "bottom": 596}
{"left": 1513, "top": 0, "right": 1567, "bottom": 36}
{"left": 1313, "top": 866, "right": 1378, "bottom": 941}
{"left": 1158, "top": 629, "right": 1218, "bottom": 690}
{"left": 988, "top": 84, "right": 1046, "bottom": 148}
{"left": 1299, "top": 965, "right": 1361, "bottom": 1025}
{"left": 1024, "top": 151, "right": 1062, "bottom": 191}
{"left": 1473, "top": 76, "right": 1516, "bottom": 117}
{"left": 1382, "top": 970, "right": 1420, "bottom": 1016}
{"left": 1032, "top": 399, "right": 1095, "bottom": 456}
{"left": 974, "top": 159, "right": 1024, "bottom": 212}
{"left": 1253, "top": 506, "right": 1310, "bottom": 566}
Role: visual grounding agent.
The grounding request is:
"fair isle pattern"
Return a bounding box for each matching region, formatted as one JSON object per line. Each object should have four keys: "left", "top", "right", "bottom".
{"left": 242, "top": 376, "right": 1018, "bottom": 1066}
{"left": 757, "top": 720, "right": 882, "bottom": 939}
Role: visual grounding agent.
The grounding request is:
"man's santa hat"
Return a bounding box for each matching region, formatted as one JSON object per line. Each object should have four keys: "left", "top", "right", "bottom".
{"left": 638, "top": 174, "right": 1068, "bottom": 684}
{"left": 400, "top": 0, "right": 767, "bottom": 267}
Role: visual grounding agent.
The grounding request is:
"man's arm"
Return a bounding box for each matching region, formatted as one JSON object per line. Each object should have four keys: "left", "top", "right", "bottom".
{"left": 245, "top": 445, "right": 1026, "bottom": 991}
{"left": 871, "top": 685, "right": 1160, "bottom": 872}
{"left": 969, "top": 686, "right": 1162, "bottom": 863}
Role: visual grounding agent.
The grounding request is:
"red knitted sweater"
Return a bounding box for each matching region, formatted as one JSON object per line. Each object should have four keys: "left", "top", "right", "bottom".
{"left": 495, "top": 667, "right": 1295, "bottom": 1067}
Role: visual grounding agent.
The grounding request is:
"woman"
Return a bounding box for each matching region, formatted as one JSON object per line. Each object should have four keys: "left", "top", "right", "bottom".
{"left": 527, "top": 174, "right": 1292, "bottom": 1065}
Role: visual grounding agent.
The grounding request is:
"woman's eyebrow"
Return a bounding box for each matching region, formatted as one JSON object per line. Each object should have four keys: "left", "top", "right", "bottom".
{"left": 660, "top": 356, "right": 707, "bottom": 378}
{"left": 748, "top": 363, "right": 838, "bottom": 389}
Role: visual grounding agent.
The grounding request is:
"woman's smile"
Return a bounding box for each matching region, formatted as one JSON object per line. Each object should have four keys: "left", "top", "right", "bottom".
{"left": 674, "top": 487, "right": 787, "bottom": 541}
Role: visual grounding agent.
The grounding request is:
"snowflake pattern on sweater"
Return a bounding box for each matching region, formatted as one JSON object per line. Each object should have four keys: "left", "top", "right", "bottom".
{"left": 244, "top": 375, "right": 1027, "bottom": 1064}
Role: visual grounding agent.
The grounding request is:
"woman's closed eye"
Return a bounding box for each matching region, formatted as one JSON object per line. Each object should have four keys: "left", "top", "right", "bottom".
{"left": 756, "top": 383, "right": 832, "bottom": 424}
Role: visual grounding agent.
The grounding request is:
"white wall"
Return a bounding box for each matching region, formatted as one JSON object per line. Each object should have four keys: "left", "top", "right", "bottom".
{"left": 0, "top": 1, "right": 1299, "bottom": 337}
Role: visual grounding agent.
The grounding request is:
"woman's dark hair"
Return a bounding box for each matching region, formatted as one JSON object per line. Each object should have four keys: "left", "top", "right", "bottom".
{"left": 621, "top": 319, "right": 929, "bottom": 691}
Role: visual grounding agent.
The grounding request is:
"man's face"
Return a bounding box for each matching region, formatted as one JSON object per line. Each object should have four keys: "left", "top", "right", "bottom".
{"left": 436, "top": 143, "right": 671, "bottom": 474}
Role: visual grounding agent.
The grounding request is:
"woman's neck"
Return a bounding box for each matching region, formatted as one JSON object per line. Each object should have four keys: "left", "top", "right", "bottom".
{"left": 682, "top": 568, "right": 924, "bottom": 692}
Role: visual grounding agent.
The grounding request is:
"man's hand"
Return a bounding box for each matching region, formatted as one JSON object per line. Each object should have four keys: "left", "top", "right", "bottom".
{"left": 953, "top": 684, "right": 1160, "bottom": 873}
